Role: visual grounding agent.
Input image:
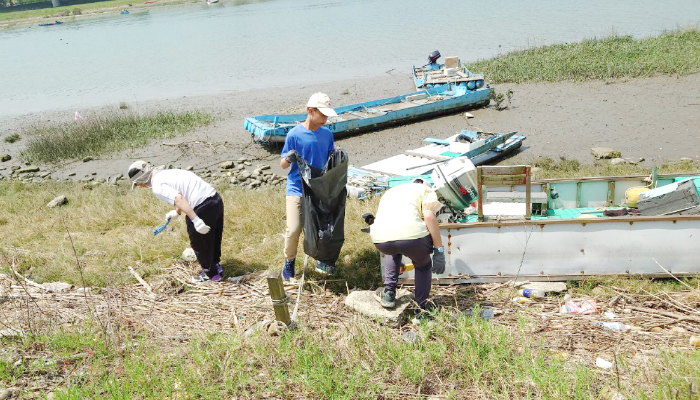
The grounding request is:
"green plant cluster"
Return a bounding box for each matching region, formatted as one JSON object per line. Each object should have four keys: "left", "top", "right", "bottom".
{"left": 468, "top": 28, "right": 700, "bottom": 83}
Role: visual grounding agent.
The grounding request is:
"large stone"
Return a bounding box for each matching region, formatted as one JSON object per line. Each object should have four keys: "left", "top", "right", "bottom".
{"left": 219, "top": 161, "right": 235, "bottom": 170}
{"left": 108, "top": 173, "right": 123, "bottom": 186}
{"left": 0, "top": 154, "right": 10, "bottom": 162}
{"left": 0, "top": 388, "right": 11, "bottom": 400}
{"left": 520, "top": 281, "right": 568, "bottom": 293}
{"left": 82, "top": 156, "right": 93, "bottom": 162}
{"left": 47, "top": 195, "right": 68, "bottom": 208}
{"left": 610, "top": 158, "right": 627, "bottom": 165}
{"left": 258, "top": 164, "right": 271, "bottom": 171}
{"left": 591, "top": 147, "right": 621, "bottom": 159}
{"left": 17, "top": 166, "right": 39, "bottom": 174}
{"left": 344, "top": 289, "right": 414, "bottom": 327}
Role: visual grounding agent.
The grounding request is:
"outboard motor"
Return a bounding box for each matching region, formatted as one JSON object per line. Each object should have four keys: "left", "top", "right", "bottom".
{"left": 428, "top": 50, "right": 441, "bottom": 65}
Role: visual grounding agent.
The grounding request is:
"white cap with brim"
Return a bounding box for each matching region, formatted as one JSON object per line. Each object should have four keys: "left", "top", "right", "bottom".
{"left": 307, "top": 92, "right": 338, "bottom": 117}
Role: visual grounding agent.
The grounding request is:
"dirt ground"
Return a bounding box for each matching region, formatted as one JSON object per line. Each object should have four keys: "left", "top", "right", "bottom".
{"left": 1, "top": 72, "right": 699, "bottom": 180}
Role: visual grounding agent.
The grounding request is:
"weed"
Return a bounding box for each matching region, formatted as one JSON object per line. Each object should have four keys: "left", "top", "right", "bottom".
{"left": 490, "top": 88, "right": 514, "bottom": 110}
{"left": 468, "top": 27, "right": 700, "bottom": 83}
{"left": 20, "top": 110, "right": 213, "bottom": 163}
{"left": 4, "top": 133, "right": 20, "bottom": 144}
{"left": 119, "top": 102, "right": 129, "bottom": 110}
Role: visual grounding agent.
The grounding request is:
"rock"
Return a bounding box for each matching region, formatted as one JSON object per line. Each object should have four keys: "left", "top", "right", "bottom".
{"left": 182, "top": 248, "right": 197, "bottom": 262}
{"left": 68, "top": 172, "right": 76, "bottom": 177}
{"left": 637, "top": 157, "right": 645, "bottom": 163}
{"left": 39, "top": 172, "right": 51, "bottom": 178}
{"left": 82, "top": 156, "right": 93, "bottom": 162}
{"left": 610, "top": 158, "right": 627, "bottom": 165}
{"left": 165, "top": 164, "right": 174, "bottom": 169}
{"left": 219, "top": 161, "right": 235, "bottom": 170}
{"left": 681, "top": 157, "right": 693, "bottom": 162}
{"left": 650, "top": 327, "right": 663, "bottom": 333}
{"left": 237, "top": 157, "right": 247, "bottom": 163}
{"left": 519, "top": 282, "right": 568, "bottom": 293}
{"left": 40, "top": 282, "right": 73, "bottom": 292}
{"left": 17, "top": 166, "right": 39, "bottom": 174}
{"left": 0, "top": 154, "right": 10, "bottom": 162}
{"left": 235, "top": 164, "right": 245, "bottom": 171}
{"left": 91, "top": 172, "right": 97, "bottom": 175}
{"left": 107, "top": 174, "right": 123, "bottom": 185}
{"left": 239, "top": 171, "right": 251, "bottom": 179}
{"left": 401, "top": 331, "right": 420, "bottom": 344}
{"left": 243, "top": 161, "right": 252, "bottom": 166}
{"left": 186, "top": 166, "right": 194, "bottom": 171}
{"left": 10, "top": 166, "right": 20, "bottom": 171}
{"left": 258, "top": 164, "right": 271, "bottom": 171}
{"left": 591, "top": 147, "right": 621, "bottom": 159}
{"left": 47, "top": 195, "right": 68, "bottom": 208}
{"left": 344, "top": 289, "right": 414, "bottom": 327}
{"left": 0, "top": 388, "right": 11, "bottom": 400}
{"left": 253, "top": 168, "right": 263, "bottom": 175}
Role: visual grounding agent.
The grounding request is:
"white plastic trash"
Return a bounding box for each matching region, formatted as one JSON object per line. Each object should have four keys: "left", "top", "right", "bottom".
{"left": 596, "top": 357, "right": 613, "bottom": 369}
{"left": 444, "top": 68, "right": 457, "bottom": 76}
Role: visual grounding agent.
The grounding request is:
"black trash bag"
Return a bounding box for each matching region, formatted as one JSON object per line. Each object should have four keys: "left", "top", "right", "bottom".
{"left": 297, "top": 148, "right": 349, "bottom": 265}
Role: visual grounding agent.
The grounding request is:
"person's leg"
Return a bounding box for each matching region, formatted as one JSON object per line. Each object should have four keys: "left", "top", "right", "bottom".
{"left": 374, "top": 242, "right": 402, "bottom": 292}
{"left": 212, "top": 195, "right": 224, "bottom": 273}
{"left": 403, "top": 235, "right": 434, "bottom": 310}
{"left": 187, "top": 198, "right": 220, "bottom": 278}
{"left": 283, "top": 196, "right": 303, "bottom": 260}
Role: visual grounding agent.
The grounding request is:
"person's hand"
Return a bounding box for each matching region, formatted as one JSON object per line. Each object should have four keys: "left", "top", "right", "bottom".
{"left": 431, "top": 251, "right": 445, "bottom": 274}
{"left": 285, "top": 150, "right": 298, "bottom": 163}
{"left": 192, "top": 216, "right": 211, "bottom": 234}
{"left": 165, "top": 210, "right": 180, "bottom": 222}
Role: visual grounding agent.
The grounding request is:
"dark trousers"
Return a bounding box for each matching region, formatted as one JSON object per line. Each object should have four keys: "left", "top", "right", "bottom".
{"left": 374, "top": 234, "right": 433, "bottom": 309}
{"left": 186, "top": 193, "right": 224, "bottom": 278}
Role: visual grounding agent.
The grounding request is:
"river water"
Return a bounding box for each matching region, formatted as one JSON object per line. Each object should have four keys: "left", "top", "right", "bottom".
{"left": 1, "top": 0, "right": 699, "bottom": 117}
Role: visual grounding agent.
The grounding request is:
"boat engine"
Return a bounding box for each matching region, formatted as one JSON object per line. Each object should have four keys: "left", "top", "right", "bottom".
{"left": 428, "top": 50, "right": 441, "bottom": 65}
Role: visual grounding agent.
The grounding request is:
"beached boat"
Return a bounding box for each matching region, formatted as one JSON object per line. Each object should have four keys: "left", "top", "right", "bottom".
{"left": 392, "top": 170, "right": 700, "bottom": 284}
{"left": 412, "top": 51, "right": 485, "bottom": 91}
{"left": 243, "top": 83, "right": 490, "bottom": 143}
{"left": 360, "top": 130, "right": 525, "bottom": 177}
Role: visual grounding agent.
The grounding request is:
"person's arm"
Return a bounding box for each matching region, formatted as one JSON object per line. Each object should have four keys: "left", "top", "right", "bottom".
{"left": 423, "top": 210, "right": 443, "bottom": 248}
{"left": 174, "top": 194, "right": 197, "bottom": 220}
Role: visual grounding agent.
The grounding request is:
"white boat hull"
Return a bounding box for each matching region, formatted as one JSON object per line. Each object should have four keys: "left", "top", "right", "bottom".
{"left": 395, "top": 215, "right": 700, "bottom": 283}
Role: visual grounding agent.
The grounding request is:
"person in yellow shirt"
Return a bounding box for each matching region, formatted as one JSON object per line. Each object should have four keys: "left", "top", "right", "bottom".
{"left": 370, "top": 178, "right": 445, "bottom": 315}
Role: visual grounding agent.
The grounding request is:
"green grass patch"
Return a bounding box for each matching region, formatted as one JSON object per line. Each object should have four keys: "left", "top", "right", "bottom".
{"left": 20, "top": 110, "right": 213, "bottom": 163}
{"left": 467, "top": 28, "right": 700, "bottom": 83}
{"left": 3, "top": 133, "right": 20, "bottom": 143}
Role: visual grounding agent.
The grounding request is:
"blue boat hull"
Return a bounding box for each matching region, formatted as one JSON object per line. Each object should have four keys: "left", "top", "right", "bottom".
{"left": 244, "top": 84, "right": 491, "bottom": 143}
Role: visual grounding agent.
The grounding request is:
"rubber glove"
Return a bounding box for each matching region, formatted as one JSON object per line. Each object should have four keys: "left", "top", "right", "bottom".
{"left": 285, "top": 150, "right": 298, "bottom": 163}
{"left": 165, "top": 210, "right": 180, "bottom": 222}
{"left": 431, "top": 251, "right": 446, "bottom": 275}
{"left": 192, "top": 216, "right": 211, "bottom": 234}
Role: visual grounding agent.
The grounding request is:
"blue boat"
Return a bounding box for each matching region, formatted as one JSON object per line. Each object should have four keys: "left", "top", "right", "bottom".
{"left": 412, "top": 51, "right": 485, "bottom": 91}
{"left": 38, "top": 21, "right": 63, "bottom": 26}
{"left": 244, "top": 83, "right": 491, "bottom": 143}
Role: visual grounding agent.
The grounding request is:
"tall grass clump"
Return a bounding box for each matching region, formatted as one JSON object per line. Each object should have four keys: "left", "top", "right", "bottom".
{"left": 467, "top": 27, "right": 700, "bottom": 83}
{"left": 20, "top": 110, "right": 213, "bottom": 163}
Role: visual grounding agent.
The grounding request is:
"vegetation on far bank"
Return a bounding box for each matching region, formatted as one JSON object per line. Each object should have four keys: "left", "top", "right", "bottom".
{"left": 20, "top": 110, "right": 213, "bottom": 164}
{"left": 467, "top": 28, "right": 700, "bottom": 83}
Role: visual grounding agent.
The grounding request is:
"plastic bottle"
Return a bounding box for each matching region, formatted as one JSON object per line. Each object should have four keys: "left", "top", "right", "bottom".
{"left": 512, "top": 296, "right": 532, "bottom": 304}
{"left": 518, "top": 288, "right": 544, "bottom": 298}
{"left": 690, "top": 336, "right": 700, "bottom": 347}
{"left": 593, "top": 322, "right": 630, "bottom": 332}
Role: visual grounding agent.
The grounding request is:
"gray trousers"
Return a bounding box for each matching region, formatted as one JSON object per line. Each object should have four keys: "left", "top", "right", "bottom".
{"left": 374, "top": 234, "right": 433, "bottom": 309}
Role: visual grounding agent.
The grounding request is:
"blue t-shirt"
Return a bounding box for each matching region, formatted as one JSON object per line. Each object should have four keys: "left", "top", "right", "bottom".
{"left": 281, "top": 124, "right": 334, "bottom": 197}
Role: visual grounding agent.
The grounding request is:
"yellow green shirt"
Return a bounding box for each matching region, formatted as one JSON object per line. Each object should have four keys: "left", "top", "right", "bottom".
{"left": 370, "top": 183, "right": 443, "bottom": 244}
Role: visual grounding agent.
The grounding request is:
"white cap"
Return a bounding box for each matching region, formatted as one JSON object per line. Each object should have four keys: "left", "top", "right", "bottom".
{"left": 127, "top": 160, "right": 148, "bottom": 181}
{"left": 306, "top": 93, "right": 338, "bottom": 117}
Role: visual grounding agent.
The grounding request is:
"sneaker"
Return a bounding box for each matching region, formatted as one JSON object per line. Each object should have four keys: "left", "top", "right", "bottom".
{"left": 374, "top": 287, "right": 396, "bottom": 309}
{"left": 191, "top": 271, "right": 222, "bottom": 283}
{"left": 282, "top": 258, "right": 295, "bottom": 281}
{"left": 216, "top": 264, "right": 224, "bottom": 275}
{"left": 315, "top": 261, "right": 336, "bottom": 275}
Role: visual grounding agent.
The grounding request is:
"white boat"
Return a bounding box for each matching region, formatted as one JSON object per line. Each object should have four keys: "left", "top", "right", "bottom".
{"left": 393, "top": 170, "right": 700, "bottom": 284}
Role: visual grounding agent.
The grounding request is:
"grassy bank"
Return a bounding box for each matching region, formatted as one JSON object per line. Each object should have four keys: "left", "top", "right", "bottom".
{"left": 2, "top": 161, "right": 700, "bottom": 398}
{"left": 20, "top": 110, "right": 213, "bottom": 164}
{"left": 466, "top": 28, "right": 700, "bottom": 83}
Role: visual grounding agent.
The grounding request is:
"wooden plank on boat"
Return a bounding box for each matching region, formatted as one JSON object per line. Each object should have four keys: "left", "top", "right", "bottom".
{"left": 445, "top": 56, "right": 459, "bottom": 69}
{"left": 480, "top": 166, "right": 529, "bottom": 175}
{"left": 404, "top": 150, "right": 450, "bottom": 161}
{"left": 423, "top": 138, "right": 451, "bottom": 145}
{"left": 481, "top": 175, "right": 528, "bottom": 185}
{"left": 486, "top": 192, "right": 548, "bottom": 204}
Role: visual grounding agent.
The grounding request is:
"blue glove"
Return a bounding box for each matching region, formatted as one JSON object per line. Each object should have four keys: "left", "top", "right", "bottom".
{"left": 285, "top": 150, "right": 298, "bottom": 163}
{"left": 431, "top": 247, "right": 445, "bottom": 274}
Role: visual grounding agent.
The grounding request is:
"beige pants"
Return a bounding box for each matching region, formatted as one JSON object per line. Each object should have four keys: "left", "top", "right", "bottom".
{"left": 284, "top": 196, "right": 303, "bottom": 260}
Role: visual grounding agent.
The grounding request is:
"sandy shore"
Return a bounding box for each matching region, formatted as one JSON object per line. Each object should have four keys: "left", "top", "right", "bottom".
{"left": 1, "top": 72, "right": 699, "bottom": 181}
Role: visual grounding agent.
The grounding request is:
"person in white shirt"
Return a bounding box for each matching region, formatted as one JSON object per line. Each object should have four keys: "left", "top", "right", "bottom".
{"left": 128, "top": 161, "right": 224, "bottom": 283}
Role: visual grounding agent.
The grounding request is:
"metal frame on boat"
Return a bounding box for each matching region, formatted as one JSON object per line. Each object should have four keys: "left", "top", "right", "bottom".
{"left": 244, "top": 83, "right": 490, "bottom": 143}
{"left": 392, "top": 172, "right": 700, "bottom": 284}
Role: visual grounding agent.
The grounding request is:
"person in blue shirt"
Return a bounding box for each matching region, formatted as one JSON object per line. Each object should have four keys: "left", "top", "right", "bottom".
{"left": 280, "top": 92, "right": 337, "bottom": 280}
